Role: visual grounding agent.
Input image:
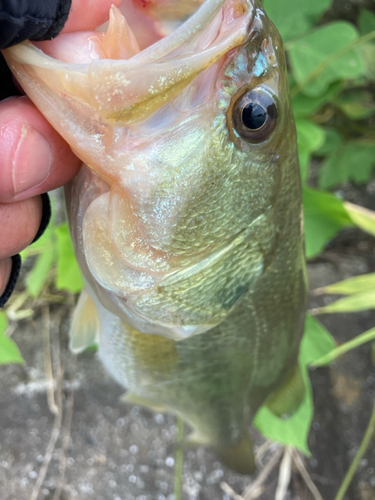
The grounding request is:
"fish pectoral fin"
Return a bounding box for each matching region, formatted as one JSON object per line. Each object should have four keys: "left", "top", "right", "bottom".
{"left": 217, "top": 434, "right": 255, "bottom": 475}
{"left": 266, "top": 363, "right": 305, "bottom": 418}
{"left": 69, "top": 288, "right": 100, "bottom": 354}
{"left": 119, "top": 392, "right": 167, "bottom": 413}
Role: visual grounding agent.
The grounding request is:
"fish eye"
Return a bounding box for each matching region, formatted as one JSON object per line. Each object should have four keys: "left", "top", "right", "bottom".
{"left": 231, "top": 87, "right": 278, "bottom": 143}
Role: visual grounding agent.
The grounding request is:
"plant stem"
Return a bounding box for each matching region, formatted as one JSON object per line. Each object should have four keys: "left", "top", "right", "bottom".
{"left": 174, "top": 416, "right": 184, "bottom": 500}
{"left": 311, "top": 326, "right": 375, "bottom": 367}
{"left": 334, "top": 396, "right": 375, "bottom": 500}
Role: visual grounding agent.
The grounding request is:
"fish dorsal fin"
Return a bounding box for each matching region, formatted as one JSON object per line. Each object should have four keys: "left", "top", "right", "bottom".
{"left": 266, "top": 363, "right": 305, "bottom": 418}
{"left": 69, "top": 288, "right": 100, "bottom": 353}
{"left": 102, "top": 6, "right": 140, "bottom": 60}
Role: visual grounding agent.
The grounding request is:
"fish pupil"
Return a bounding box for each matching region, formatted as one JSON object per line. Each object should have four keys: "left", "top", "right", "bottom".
{"left": 229, "top": 87, "right": 278, "bottom": 144}
{"left": 242, "top": 103, "right": 267, "bottom": 130}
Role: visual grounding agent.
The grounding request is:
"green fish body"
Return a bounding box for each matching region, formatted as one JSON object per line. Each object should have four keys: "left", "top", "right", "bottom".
{"left": 4, "top": 0, "right": 307, "bottom": 473}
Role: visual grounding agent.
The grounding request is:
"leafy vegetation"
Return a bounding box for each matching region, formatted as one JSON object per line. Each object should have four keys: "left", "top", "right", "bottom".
{"left": 257, "top": 0, "right": 375, "bottom": 454}
{"left": 0, "top": 312, "right": 24, "bottom": 364}
{"left": 0, "top": 1, "right": 375, "bottom": 493}
{"left": 254, "top": 315, "right": 335, "bottom": 454}
{"left": 20, "top": 213, "right": 83, "bottom": 299}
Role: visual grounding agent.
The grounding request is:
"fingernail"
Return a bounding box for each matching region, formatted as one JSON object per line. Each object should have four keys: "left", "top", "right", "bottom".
{"left": 12, "top": 126, "right": 52, "bottom": 195}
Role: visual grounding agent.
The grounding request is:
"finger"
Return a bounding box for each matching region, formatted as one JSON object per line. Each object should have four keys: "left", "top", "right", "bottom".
{"left": 63, "top": 0, "right": 122, "bottom": 33}
{"left": 0, "top": 258, "right": 12, "bottom": 297}
{"left": 0, "top": 96, "right": 81, "bottom": 203}
{"left": 0, "top": 196, "right": 42, "bottom": 259}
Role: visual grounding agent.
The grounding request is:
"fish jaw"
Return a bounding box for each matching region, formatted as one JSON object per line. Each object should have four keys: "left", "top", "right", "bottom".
{"left": 3, "top": 0, "right": 254, "bottom": 124}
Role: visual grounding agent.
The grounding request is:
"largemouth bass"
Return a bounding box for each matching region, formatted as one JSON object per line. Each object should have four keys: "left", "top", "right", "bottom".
{"left": 4, "top": 0, "right": 307, "bottom": 474}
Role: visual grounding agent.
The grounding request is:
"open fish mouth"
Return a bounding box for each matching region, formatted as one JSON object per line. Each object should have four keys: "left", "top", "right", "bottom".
{"left": 91, "top": 0, "right": 255, "bottom": 123}
{"left": 5, "top": 0, "right": 255, "bottom": 126}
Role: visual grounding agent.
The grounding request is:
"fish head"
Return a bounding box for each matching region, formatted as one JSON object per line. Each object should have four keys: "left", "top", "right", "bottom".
{"left": 3, "top": 0, "right": 300, "bottom": 339}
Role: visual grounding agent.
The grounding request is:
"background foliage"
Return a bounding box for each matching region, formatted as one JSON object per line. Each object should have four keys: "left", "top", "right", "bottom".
{"left": 1, "top": 0, "right": 375, "bottom": 462}
{"left": 258, "top": 0, "right": 375, "bottom": 452}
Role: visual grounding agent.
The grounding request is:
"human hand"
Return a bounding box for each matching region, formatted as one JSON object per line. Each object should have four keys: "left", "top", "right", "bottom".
{"left": 0, "top": 0, "right": 121, "bottom": 304}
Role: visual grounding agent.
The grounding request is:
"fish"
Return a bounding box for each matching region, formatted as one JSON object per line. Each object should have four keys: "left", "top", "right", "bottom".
{"left": 4, "top": 0, "right": 307, "bottom": 474}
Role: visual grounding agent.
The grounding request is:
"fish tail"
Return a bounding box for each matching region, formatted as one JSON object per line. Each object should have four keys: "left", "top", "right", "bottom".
{"left": 217, "top": 434, "right": 255, "bottom": 475}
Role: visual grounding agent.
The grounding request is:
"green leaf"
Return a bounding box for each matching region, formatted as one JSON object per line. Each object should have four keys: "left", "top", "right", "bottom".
{"left": 298, "top": 146, "right": 311, "bottom": 182}
{"left": 296, "top": 120, "right": 325, "bottom": 181}
{"left": 314, "top": 272, "right": 375, "bottom": 296}
{"left": 0, "top": 312, "right": 24, "bottom": 365}
{"left": 319, "top": 144, "right": 375, "bottom": 188}
{"left": 20, "top": 223, "right": 53, "bottom": 260}
{"left": 254, "top": 315, "right": 335, "bottom": 454}
{"left": 303, "top": 187, "right": 353, "bottom": 258}
{"left": 358, "top": 10, "right": 375, "bottom": 39}
{"left": 55, "top": 223, "right": 83, "bottom": 293}
{"left": 344, "top": 202, "right": 375, "bottom": 237}
{"left": 291, "top": 82, "right": 342, "bottom": 118}
{"left": 296, "top": 120, "right": 325, "bottom": 173}
{"left": 301, "top": 315, "right": 337, "bottom": 365}
{"left": 360, "top": 41, "right": 375, "bottom": 79}
{"left": 333, "top": 89, "right": 374, "bottom": 119}
{"left": 254, "top": 371, "right": 312, "bottom": 455}
{"left": 289, "top": 22, "right": 366, "bottom": 96}
{"left": 315, "top": 128, "right": 342, "bottom": 156}
{"left": 357, "top": 13, "right": 375, "bottom": 75}
{"left": 26, "top": 247, "right": 55, "bottom": 298}
{"left": 263, "top": 0, "right": 331, "bottom": 41}
{"left": 313, "top": 289, "right": 375, "bottom": 314}
{"left": 20, "top": 199, "right": 55, "bottom": 259}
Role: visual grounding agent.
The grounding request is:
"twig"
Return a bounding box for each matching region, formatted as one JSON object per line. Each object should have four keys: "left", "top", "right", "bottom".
{"left": 29, "top": 412, "right": 62, "bottom": 500}
{"left": 30, "top": 308, "right": 64, "bottom": 500}
{"left": 334, "top": 395, "right": 375, "bottom": 500}
{"left": 42, "top": 307, "right": 59, "bottom": 416}
{"left": 292, "top": 450, "right": 324, "bottom": 500}
{"left": 221, "top": 482, "right": 246, "bottom": 500}
{"left": 174, "top": 416, "right": 184, "bottom": 500}
{"left": 275, "top": 446, "right": 293, "bottom": 500}
{"left": 53, "top": 355, "right": 77, "bottom": 500}
{"left": 254, "top": 440, "right": 274, "bottom": 467}
{"left": 243, "top": 446, "right": 283, "bottom": 500}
